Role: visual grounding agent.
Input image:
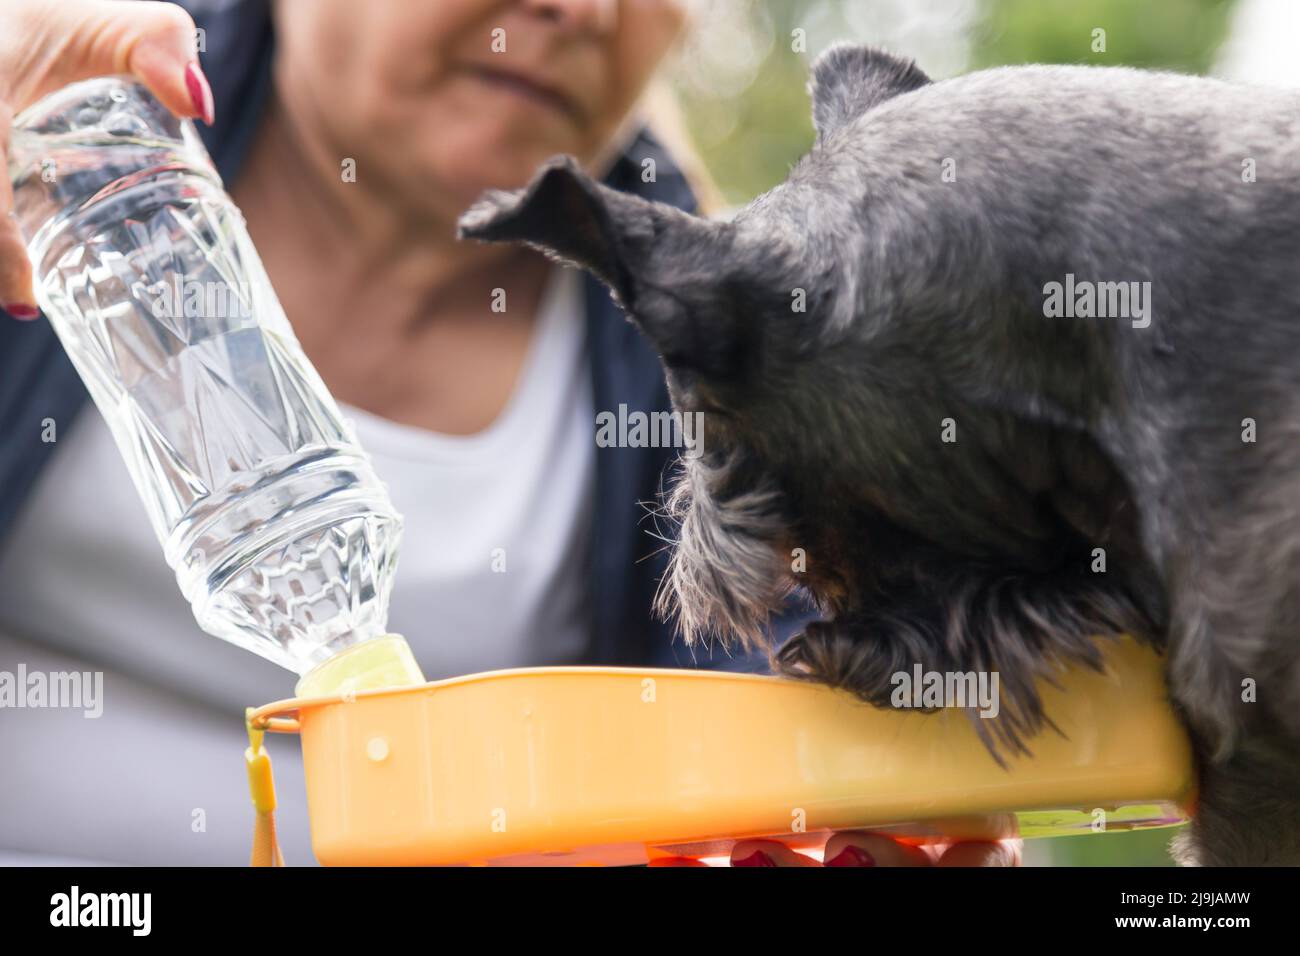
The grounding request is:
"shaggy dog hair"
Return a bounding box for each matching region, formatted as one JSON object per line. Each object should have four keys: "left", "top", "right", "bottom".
{"left": 459, "top": 44, "right": 1300, "bottom": 865}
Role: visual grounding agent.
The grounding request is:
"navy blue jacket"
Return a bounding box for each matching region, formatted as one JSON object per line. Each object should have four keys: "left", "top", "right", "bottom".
{"left": 0, "top": 0, "right": 799, "bottom": 671}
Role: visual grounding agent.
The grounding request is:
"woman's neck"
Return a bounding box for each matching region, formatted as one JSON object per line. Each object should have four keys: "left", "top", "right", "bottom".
{"left": 231, "top": 91, "right": 550, "bottom": 343}
{"left": 228, "top": 93, "right": 555, "bottom": 434}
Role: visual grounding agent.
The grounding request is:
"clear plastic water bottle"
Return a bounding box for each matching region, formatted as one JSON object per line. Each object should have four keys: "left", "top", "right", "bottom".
{"left": 7, "top": 77, "right": 423, "bottom": 696}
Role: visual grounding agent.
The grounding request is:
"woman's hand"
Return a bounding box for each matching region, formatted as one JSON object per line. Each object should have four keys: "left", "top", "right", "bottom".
{"left": 731, "top": 832, "right": 1022, "bottom": 866}
{"left": 1, "top": 0, "right": 213, "bottom": 316}
{"left": 652, "top": 832, "right": 1022, "bottom": 866}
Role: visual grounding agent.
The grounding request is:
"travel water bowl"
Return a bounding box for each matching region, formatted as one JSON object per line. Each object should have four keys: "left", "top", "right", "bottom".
{"left": 11, "top": 79, "right": 1195, "bottom": 866}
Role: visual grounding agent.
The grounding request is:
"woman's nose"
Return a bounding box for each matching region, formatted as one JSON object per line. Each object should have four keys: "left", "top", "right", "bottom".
{"left": 521, "top": 0, "right": 619, "bottom": 33}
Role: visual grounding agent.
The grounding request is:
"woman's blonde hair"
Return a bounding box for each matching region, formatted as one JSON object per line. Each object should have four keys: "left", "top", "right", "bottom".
{"left": 640, "top": 78, "right": 727, "bottom": 217}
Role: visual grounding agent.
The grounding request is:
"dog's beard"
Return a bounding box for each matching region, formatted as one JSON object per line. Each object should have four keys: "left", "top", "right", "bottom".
{"left": 653, "top": 455, "right": 794, "bottom": 652}
{"left": 654, "top": 456, "right": 1160, "bottom": 763}
{"left": 780, "top": 556, "right": 1162, "bottom": 761}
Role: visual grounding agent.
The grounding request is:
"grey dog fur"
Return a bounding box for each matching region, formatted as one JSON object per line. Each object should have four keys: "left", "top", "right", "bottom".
{"left": 459, "top": 44, "right": 1300, "bottom": 865}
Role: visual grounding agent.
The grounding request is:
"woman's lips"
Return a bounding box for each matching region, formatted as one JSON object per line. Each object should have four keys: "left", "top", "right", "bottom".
{"left": 462, "top": 65, "right": 586, "bottom": 123}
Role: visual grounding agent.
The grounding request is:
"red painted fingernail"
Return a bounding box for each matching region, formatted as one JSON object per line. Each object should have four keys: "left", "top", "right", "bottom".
{"left": 647, "top": 857, "right": 708, "bottom": 867}
{"left": 4, "top": 303, "right": 40, "bottom": 320}
{"left": 826, "top": 845, "right": 875, "bottom": 867}
{"left": 185, "top": 62, "right": 215, "bottom": 126}
{"left": 732, "top": 850, "right": 777, "bottom": 867}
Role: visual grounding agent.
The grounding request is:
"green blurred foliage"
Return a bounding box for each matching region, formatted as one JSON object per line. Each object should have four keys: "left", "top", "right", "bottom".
{"left": 971, "top": 0, "right": 1237, "bottom": 71}
{"left": 1033, "top": 824, "right": 1183, "bottom": 867}
{"left": 669, "top": 0, "right": 1237, "bottom": 865}
{"left": 673, "top": 0, "right": 1240, "bottom": 205}
{"left": 670, "top": 1, "right": 816, "bottom": 205}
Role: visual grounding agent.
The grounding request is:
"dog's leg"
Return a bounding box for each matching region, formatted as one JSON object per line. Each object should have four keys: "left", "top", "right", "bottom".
{"left": 1172, "top": 732, "right": 1300, "bottom": 865}
{"left": 1167, "top": 597, "right": 1300, "bottom": 864}
{"left": 1159, "top": 464, "right": 1300, "bottom": 864}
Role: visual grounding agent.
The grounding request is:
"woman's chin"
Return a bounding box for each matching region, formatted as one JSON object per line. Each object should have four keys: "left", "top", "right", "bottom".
{"left": 442, "top": 155, "right": 583, "bottom": 204}
{"left": 421, "top": 126, "right": 594, "bottom": 185}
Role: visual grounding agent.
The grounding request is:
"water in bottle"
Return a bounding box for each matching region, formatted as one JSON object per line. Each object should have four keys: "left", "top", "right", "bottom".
{"left": 7, "top": 77, "right": 422, "bottom": 693}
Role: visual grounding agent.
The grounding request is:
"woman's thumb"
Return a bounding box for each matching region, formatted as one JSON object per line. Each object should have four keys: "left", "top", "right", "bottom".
{"left": 1, "top": 0, "right": 214, "bottom": 316}
{"left": 16, "top": 0, "right": 213, "bottom": 124}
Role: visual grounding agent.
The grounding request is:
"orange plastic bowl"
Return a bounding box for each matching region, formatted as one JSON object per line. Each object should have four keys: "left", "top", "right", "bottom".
{"left": 250, "top": 637, "right": 1194, "bottom": 866}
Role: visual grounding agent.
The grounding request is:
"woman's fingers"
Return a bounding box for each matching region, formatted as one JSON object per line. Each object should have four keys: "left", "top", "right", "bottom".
{"left": 730, "top": 839, "right": 819, "bottom": 866}
{"left": 5, "top": 0, "right": 213, "bottom": 123}
{"left": 716, "top": 834, "right": 1021, "bottom": 867}
{"left": 1, "top": 0, "right": 215, "bottom": 313}
{"left": 822, "top": 831, "right": 932, "bottom": 867}
{"left": 0, "top": 230, "right": 37, "bottom": 318}
{"left": 821, "top": 833, "right": 1020, "bottom": 867}
{"left": 729, "top": 833, "right": 932, "bottom": 866}
{"left": 0, "top": 103, "right": 37, "bottom": 316}
{"left": 647, "top": 856, "right": 710, "bottom": 867}
{"left": 934, "top": 839, "right": 1022, "bottom": 867}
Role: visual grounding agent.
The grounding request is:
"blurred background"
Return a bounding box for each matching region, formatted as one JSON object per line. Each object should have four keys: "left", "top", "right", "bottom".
{"left": 667, "top": 0, "right": 1294, "bottom": 206}
{"left": 662, "top": 0, "right": 1294, "bottom": 864}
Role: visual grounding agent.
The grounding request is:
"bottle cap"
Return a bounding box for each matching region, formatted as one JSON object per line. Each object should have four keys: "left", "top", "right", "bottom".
{"left": 294, "top": 634, "right": 424, "bottom": 699}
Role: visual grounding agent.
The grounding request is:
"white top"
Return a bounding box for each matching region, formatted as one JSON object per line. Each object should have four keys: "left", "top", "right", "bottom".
{"left": 0, "top": 266, "right": 594, "bottom": 863}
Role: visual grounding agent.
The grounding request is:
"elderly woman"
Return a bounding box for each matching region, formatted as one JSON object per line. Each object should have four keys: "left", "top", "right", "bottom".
{"left": 0, "top": 0, "right": 1016, "bottom": 867}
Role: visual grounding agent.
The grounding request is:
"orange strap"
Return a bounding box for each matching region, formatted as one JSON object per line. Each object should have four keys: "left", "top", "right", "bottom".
{"left": 245, "top": 709, "right": 285, "bottom": 867}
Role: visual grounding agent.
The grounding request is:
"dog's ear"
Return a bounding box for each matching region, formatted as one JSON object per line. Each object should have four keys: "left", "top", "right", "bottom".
{"left": 458, "top": 156, "right": 738, "bottom": 373}
{"left": 808, "top": 44, "right": 930, "bottom": 142}
{"left": 458, "top": 156, "right": 640, "bottom": 301}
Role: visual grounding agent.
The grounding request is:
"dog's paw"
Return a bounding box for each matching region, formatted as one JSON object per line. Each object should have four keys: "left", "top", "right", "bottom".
{"left": 773, "top": 618, "right": 892, "bottom": 701}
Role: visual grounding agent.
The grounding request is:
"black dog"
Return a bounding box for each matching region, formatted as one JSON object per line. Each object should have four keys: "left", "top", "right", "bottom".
{"left": 459, "top": 44, "right": 1300, "bottom": 865}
